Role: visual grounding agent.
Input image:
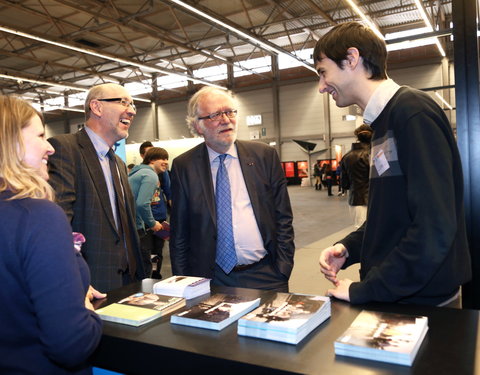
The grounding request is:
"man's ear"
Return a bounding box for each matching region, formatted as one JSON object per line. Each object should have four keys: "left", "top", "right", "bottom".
{"left": 90, "top": 100, "right": 103, "bottom": 117}
{"left": 194, "top": 121, "right": 204, "bottom": 136}
{"left": 345, "top": 47, "right": 361, "bottom": 69}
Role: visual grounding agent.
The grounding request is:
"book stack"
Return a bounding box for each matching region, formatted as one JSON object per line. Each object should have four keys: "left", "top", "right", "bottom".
{"left": 153, "top": 275, "right": 210, "bottom": 299}
{"left": 170, "top": 294, "right": 261, "bottom": 331}
{"left": 334, "top": 310, "right": 429, "bottom": 366}
{"left": 95, "top": 292, "right": 185, "bottom": 327}
{"left": 237, "top": 293, "right": 331, "bottom": 344}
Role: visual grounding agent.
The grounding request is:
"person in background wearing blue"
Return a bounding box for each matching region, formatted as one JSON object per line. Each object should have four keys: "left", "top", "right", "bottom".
{"left": 138, "top": 141, "right": 172, "bottom": 279}
{"left": 0, "top": 95, "right": 103, "bottom": 374}
{"left": 129, "top": 147, "right": 169, "bottom": 276}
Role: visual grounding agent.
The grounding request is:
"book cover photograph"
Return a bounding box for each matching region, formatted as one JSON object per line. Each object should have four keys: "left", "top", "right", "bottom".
{"left": 96, "top": 292, "right": 185, "bottom": 327}
{"left": 170, "top": 294, "right": 261, "bottom": 331}
{"left": 237, "top": 293, "right": 331, "bottom": 345}
{"left": 153, "top": 275, "right": 211, "bottom": 299}
{"left": 334, "top": 310, "right": 429, "bottom": 366}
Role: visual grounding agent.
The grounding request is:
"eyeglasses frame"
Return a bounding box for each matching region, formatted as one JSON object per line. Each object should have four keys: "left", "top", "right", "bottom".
{"left": 197, "top": 109, "right": 238, "bottom": 121}
{"left": 96, "top": 97, "right": 136, "bottom": 112}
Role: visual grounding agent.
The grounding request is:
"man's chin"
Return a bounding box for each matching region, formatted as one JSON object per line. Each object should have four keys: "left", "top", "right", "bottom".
{"left": 117, "top": 130, "right": 129, "bottom": 141}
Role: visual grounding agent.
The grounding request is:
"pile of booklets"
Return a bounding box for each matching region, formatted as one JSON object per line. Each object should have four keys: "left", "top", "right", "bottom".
{"left": 334, "top": 310, "right": 429, "bottom": 366}
{"left": 153, "top": 275, "right": 211, "bottom": 299}
{"left": 170, "top": 294, "right": 261, "bottom": 331}
{"left": 237, "top": 293, "right": 331, "bottom": 344}
{"left": 95, "top": 292, "right": 185, "bottom": 327}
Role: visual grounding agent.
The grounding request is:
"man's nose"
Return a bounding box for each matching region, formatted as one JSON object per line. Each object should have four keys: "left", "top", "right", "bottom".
{"left": 318, "top": 78, "right": 328, "bottom": 94}
{"left": 126, "top": 105, "right": 136, "bottom": 116}
{"left": 219, "top": 112, "right": 231, "bottom": 124}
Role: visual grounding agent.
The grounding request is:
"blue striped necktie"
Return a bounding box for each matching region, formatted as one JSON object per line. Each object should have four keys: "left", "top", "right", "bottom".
{"left": 215, "top": 154, "right": 237, "bottom": 273}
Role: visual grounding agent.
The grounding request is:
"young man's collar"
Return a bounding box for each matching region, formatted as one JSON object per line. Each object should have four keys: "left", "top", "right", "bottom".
{"left": 363, "top": 79, "right": 401, "bottom": 124}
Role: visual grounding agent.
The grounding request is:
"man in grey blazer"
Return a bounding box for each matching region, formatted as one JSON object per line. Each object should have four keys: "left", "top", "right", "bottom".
{"left": 48, "top": 83, "right": 145, "bottom": 292}
{"left": 170, "top": 86, "right": 295, "bottom": 292}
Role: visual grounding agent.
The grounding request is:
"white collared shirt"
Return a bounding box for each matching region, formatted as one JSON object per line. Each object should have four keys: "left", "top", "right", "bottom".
{"left": 363, "top": 79, "right": 401, "bottom": 124}
{"left": 207, "top": 144, "right": 267, "bottom": 265}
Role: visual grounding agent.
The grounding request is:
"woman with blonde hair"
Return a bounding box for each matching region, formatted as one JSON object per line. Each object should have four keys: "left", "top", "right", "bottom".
{"left": 0, "top": 96, "right": 103, "bottom": 374}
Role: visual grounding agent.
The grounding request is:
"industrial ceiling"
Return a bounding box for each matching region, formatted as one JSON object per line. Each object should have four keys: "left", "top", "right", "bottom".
{"left": 0, "top": 0, "right": 457, "bottom": 118}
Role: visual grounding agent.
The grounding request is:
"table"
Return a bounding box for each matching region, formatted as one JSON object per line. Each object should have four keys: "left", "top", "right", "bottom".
{"left": 91, "top": 279, "right": 480, "bottom": 375}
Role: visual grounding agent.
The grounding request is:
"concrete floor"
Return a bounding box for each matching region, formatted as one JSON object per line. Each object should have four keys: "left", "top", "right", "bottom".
{"left": 158, "top": 184, "right": 360, "bottom": 295}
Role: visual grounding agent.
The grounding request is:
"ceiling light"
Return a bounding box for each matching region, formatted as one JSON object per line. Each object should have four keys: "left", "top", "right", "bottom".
{"left": 29, "top": 101, "right": 85, "bottom": 113}
{"left": 0, "top": 73, "right": 150, "bottom": 104}
{"left": 0, "top": 73, "right": 87, "bottom": 92}
{"left": 0, "top": 25, "right": 226, "bottom": 90}
{"left": 344, "top": 0, "right": 384, "bottom": 40}
{"left": 168, "top": 0, "right": 316, "bottom": 73}
{"left": 413, "top": 0, "right": 446, "bottom": 57}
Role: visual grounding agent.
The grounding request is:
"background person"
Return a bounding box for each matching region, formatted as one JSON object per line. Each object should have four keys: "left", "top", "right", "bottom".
{"left": 0, "top": 96, "right": 103, "bottom": 374}
{"left": 315, "top": 22, "right": 470, "bottom": 306}
{"left": 128, "top": 146, "right": 169, "bottom": 277}
{"left": 313, "top": 161, "right": 322, "bottom": 190}
{"left": 340, "top": 124, "right": 373, "bottom": 228}
{"left": 170, "top": 86, "right": 295, "bottom": 292}
{"left": 138, "top": 141, "right": 172, "bottom": 279}
{"left": 48, "top": 83, "right": 145, "bottom": 292}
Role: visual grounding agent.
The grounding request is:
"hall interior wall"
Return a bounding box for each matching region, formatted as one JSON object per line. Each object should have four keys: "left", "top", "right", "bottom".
{"left": 45, "top": 61, "right": 453, "bottom": 165}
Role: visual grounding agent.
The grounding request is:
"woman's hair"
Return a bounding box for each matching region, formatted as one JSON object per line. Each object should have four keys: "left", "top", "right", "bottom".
{"left": 0, "top": 95, "right": 54, "bottom": 201}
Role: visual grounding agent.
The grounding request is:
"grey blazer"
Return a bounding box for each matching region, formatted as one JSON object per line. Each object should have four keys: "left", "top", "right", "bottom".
{"left": 48, "top": 128, "right": 144, "bottom": 292}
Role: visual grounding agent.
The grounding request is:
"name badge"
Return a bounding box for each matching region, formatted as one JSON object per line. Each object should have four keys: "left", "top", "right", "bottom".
{"left": 373, "top": 149, "right": 389, "bottom": 176}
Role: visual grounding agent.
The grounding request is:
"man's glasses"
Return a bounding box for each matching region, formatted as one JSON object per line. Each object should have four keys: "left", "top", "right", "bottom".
{"left": 97, "top": 98, "right": 136, "bottom": 112}
{"left": 197, "top": 109, "right": 238, "bottom": 122}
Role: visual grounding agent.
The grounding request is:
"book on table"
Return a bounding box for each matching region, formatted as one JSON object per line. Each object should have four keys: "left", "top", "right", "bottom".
{"left": 153, "top": 275, "right": 211, "bottom": 299}
{"left": 237, "top": 293, "right": 331, "bottom": 345}
{"left": 334, "top": 310, "right": 429, "bottom": 366}
{"left": 95, "top": 292, "right": 185, "bottom": 327}
{"left": 170, "top": 294, "right": 261, "bottom": 331}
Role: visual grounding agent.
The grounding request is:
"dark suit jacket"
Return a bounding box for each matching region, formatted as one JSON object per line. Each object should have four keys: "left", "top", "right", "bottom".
{"left": 169, "top": 140, "right": 295, "bottom": 285}
{"left": 48, "top": 128, "right": 145, "bottom": 292}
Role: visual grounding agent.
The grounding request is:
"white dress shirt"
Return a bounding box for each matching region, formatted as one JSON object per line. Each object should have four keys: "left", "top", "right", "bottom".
{"left": 207, "top": 144, "right": 267, "bottom": 265}
{"left": 363, "top": 78, "right": 401, "bottom": 124}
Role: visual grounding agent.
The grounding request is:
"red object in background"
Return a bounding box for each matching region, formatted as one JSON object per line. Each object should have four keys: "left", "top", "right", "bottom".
{"left": 318, "top": 159, "right": 338, "bottom": 170}
{"left": 296, "top": 161, "right": 308, "bottom": 177}
{"left": 284, "top": 162, "right": 295, "bottom": 178}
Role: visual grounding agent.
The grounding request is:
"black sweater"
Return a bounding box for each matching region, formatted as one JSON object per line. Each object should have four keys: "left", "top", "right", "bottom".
{"left": 340, "top": 87, "right": 471, "bottom": 305}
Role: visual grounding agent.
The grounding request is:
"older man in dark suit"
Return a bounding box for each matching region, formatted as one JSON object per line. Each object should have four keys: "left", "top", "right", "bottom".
{"left": 48, "top": 83, "right": 145, "bottom": 292}
{"left": 170, "top": 86, "right": 295, "bottom": 292}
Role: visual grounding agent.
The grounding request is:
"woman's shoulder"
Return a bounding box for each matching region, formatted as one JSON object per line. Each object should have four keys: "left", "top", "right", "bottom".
{"left": 6, "top": 196, "right": 67, "bottom": 222}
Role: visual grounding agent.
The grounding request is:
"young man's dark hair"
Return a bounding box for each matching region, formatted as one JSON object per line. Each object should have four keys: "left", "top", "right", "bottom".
{"left": 142, "top": 147, "right": 168, "bottom": 165}
{"left": 313, "top": 22, "right": 387, "bottom": 80}
{"left": 139, "top": 141, "right": 154, "bottom": 158}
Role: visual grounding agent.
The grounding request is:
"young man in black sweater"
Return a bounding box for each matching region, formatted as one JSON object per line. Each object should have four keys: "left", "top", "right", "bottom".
{"left": 315, "top": 22, "right": 471, "bottom": 307}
